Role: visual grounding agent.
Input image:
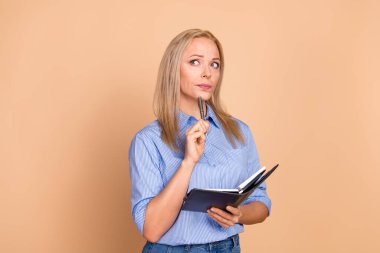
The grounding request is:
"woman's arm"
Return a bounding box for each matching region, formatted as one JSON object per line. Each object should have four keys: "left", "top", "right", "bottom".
{"left": 238, "top": 201, "right": 269, "bottom": 224}
{"left": 143, "top": 159, "right": 194, "bottom": 242}
{"left": 143, "top": 119, "right": 210, "bottom": 242}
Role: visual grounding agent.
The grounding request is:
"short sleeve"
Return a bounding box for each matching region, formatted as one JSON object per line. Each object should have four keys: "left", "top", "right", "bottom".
{"left": 241, "top": 126, "right": 272, "bottom": 215}
{"left": 129, "top": 132, "right": 164, "bottom": 233}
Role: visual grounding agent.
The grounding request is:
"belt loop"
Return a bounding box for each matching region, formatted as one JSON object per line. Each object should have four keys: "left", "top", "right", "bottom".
{"left": 231, "top": 234, "right": 239, "bottom": 248}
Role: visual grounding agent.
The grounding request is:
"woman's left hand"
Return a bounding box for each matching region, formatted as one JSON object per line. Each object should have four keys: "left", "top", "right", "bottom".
{"left": 207, "top": 206, "right": 242, "bottom": 228}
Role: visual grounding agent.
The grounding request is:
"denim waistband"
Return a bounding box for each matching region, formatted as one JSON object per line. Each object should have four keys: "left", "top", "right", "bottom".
{"left": 142, "top": 234, "right": 240, "bottom": 253}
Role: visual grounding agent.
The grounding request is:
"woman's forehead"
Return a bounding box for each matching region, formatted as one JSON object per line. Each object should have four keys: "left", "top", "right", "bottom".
{"left": 183, "top": 37, "right": 220, "bottom": 58}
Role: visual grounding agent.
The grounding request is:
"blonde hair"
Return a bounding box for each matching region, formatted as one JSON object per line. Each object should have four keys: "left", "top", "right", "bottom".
{"left": 153, "top": 28, "right": 245, "bottom": 151}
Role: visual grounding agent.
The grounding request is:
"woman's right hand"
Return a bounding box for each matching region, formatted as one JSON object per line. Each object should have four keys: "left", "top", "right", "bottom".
{"left": 183, "top": 119, "right": 210, "bottom": 166}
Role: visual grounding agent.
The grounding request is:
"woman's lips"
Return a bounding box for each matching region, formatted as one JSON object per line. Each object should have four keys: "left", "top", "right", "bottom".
{"left": 197, "top": 84, "right": 212, "bottom": 90}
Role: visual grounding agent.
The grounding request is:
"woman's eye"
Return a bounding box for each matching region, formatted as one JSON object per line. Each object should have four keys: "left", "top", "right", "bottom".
{"left": 189, "top": 59, "right": 200, "bottom": 65}
{"left": 211, "top": 62, "right": 220, "bottom": 69}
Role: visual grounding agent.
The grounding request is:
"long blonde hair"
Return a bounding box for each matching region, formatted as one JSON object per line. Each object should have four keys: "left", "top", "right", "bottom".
{"left": 153, "top": 29, "right": 245, "bottom": 151}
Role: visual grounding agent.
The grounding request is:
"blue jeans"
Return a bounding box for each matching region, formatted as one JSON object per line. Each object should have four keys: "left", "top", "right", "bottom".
{"left": 142, "top": 234, "right": 240, "bottom": 253}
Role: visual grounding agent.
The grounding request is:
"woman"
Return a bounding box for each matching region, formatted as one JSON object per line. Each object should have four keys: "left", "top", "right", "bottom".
{"left": 129, "top": 29, "right": 271, "bottom": 253}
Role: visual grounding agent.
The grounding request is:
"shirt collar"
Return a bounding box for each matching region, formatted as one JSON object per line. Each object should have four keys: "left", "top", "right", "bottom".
{"left": 178, "top": 103, "right": 222, "bottom": 132}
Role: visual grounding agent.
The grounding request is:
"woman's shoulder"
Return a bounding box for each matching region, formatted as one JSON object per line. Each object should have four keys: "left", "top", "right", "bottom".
{"left": 133, "top": 120, "right": 161, "bottom": 141}
{"left": 129, "top": 120, "right": 163, "bottom": 165}
{"left": 231, "top": 116, "right": 251, "bottom": 134}
{"left": 129, "top": 120, "right": 163, "bottom": 157}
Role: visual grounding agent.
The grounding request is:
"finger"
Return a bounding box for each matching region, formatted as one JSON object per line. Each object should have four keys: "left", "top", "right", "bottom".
{"left": 187, "top": 131, "right": 205, "bottom": 143}
{"left": 186, "top": 123, "right": 204, "bottom": 137}
{"left": 208, "top": 210, "right": 232, "bottom": 228}
{"left": 210, "top": 207, "right": 234, "bottom": 220}
{"left": 195, "top": 119, "right": 210, "bottom": 133}
{"left": 209, "top": 215, "right": 230, "bottom": 228}
{"left": 198, "top": 121, "right": 206, "bottom": 133}
{"left": 197, "top": 120, "right": 208, "bottom": 134}
{"left": 226, "top": 206, "right": 241, "bottom": 216}
{"left": 187, "top": 121, "right": 206, "bottom": 135}
{"left": 199, "top": 120, "right": 210, "bottom": 133}
{"left": 210, "top": 207, "right": 239, "bottom": 224}
{"left": 202, "top": 120, "right": 210, "bottom": 130}
{"left": 209, "top": 208, "right": 235, "bottom": 225}
{"left": 197, "top": 133, "right": 206, "bottom": 144}
{"left": 207, "top": 210, "right": 234, "bottom": 228}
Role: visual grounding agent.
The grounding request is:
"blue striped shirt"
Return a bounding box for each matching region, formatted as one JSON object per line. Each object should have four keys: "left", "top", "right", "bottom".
{"left": 129, "top": 105, "right": 271, "bottom": 245}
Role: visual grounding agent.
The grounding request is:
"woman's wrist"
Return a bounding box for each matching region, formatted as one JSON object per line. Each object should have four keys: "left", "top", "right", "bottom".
{"left": 181, "top": 158, "right": 196, "bottom": 170}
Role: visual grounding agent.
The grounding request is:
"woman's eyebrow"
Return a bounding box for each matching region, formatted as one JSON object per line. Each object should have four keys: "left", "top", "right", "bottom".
{"left": 188, "top": 54, "right": 220, "bottom": 60}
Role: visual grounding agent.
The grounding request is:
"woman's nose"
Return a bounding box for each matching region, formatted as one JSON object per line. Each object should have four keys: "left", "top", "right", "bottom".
{"left": 201, "top": 66, "right": 211, "bottom": 78}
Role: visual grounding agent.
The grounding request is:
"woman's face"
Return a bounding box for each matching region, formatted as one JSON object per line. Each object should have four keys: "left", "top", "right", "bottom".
{"left": 179, "top": 37, "right": 221, "bottom": 103}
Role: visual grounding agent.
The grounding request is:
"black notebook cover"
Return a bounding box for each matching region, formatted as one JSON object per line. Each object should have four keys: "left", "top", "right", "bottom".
{"left": 181, "top": 164, "right": 279, "bottom": 213}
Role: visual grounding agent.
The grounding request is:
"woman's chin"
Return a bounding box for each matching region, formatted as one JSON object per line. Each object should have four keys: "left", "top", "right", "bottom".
{"left": 180, "top": 92, "right": 213, "bottom": 102}
{"left": 196, "top": 93, "right": 212, "bottom": 101}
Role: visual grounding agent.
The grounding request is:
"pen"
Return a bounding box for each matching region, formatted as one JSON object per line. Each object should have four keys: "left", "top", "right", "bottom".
{"left": 198, "top": 97, "right": 205, "bottom": 120}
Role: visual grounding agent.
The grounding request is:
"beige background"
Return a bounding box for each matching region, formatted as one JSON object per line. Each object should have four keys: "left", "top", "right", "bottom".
{"left": 1, "top": 0, "right": 379, "bottom": 252}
